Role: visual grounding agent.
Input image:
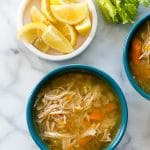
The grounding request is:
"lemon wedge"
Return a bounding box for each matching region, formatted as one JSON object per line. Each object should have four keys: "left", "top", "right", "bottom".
{"left": 75, "top": 15, "right": 91, "bottom": 36}
{"left": 17, "top": 23, "right": 47, "bottom": 44}
{"left": 50, "top": 0, "right": 79, "bottom": 4}
{"left": 30, "top": 6, "right": 50, "bottom": 25}
{"left": 33, "top": 38, "right": 49, "bottom": 52}
{"left": 62, "top": 0, "right": 80, "bottom": 3}
{"left": 50, "top": 0, "right": 61, "bottom": 5}
{"left": 54, "top": 22, "right": 77, "bottom": 46}
{"left": 42, "top": 25, "right": 73, "bottom": 53}
{"left": 51, "top": 3, "right": 88, "bottom": 25}
{"left": 41, "top": 0, "right": 55, "bottom": 22}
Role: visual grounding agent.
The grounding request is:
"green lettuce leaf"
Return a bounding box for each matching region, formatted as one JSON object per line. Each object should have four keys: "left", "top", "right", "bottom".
{"left": 97, "top": 0, "right": 150, "bottom": 24}
{"left": 139, "top": 0, "right": 150, "bottom": 6}
{"left": 97, "top": 0, "right": 119, "bottom": 23}
{"left": 124, "top": 3, "right": 138, "bottom": 21}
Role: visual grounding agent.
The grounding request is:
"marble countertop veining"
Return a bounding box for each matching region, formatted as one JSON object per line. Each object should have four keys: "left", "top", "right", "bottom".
{"left": 0, "top": 0, "right": 150, "bottom": 149}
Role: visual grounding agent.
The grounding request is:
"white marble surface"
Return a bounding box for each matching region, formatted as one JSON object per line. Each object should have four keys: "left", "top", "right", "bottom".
{"left": 0, "top": 0, "right": 150, "bottom": 149}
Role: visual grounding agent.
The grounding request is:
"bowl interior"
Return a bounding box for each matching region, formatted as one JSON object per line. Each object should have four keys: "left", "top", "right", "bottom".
{"left": 123, "top": 14, "right": 150, "bottom": 100}
{"left": 27, "top": 65, "right": 128, "bottom": 150}
{"left": 17, "top": 0, "right": 97, "bottom": 61}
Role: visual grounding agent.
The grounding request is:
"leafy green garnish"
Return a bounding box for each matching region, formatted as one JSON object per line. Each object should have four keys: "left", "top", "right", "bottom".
{"left": 97, "top": 0, "right": 150, "bottom": 24}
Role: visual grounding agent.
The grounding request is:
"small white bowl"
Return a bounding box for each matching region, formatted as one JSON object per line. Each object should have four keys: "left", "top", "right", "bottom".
{"left": 17, "top": 0, "right": 97, "bottom": 61}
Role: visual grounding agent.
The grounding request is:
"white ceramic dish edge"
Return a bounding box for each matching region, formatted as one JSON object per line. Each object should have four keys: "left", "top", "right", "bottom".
{"left": 17, "top": 0, "right": 98, "bottom": 61}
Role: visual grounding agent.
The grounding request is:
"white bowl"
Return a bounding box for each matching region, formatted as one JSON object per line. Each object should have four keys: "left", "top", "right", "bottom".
{"left": 17, "top": 0, "right": 97, "bottom": 61}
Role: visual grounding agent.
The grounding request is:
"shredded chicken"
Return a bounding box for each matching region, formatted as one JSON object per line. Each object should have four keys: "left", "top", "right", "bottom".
{"left": 83, "top": 86, "right": 102, "bottom": 110}
{"left": 37, "top": 104, "right": 61, "bottom": 119}
{"left": 49, "top": 111, "right": 69, "bottom": 115}
{"left": 46, "top": 120, "right": 50, "bottom": 132}
{"left": 139, "top": 21, "right": 150, "bottom": 63}
{"left": 81, "top": 128, "right": 96, "bottom": 138}
{"left": 63, "top": 115, "right": 67, "bottom": 124}
{"left": 100, "top": 129, "right": 112, "bottom": 142}
{"left": 62, "top": 138, "right": 72, "bottom": 150}
{"left": 44, "top": 91, "right": 75, "bottom": 101}
{"left": 44, "top": 132, "right": 75, "bottom": 139}
{"left": 50, "top": 122, "right": 55, "bottom": 131}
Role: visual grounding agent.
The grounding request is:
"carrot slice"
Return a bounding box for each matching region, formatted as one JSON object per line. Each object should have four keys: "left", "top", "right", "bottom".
{"left": 130, "top": 38, "right": 142, "bottom": 65}
{"left": 89, "top": 109, "right": 105, "bottom": 121}
{"left": 64, "top": 95, "right": 72, "bottom": 101}
{"left": 105, "top": 102, "right": 117, "bottom": 112}
{"left": 79, "top": 136, "right": 92, "bottom": 146}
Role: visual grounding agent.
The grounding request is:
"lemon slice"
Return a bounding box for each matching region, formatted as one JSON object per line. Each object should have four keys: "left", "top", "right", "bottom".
{"left": 17, "top": 23, "right": 47, "bottom": 44}
{"left": 50, "top": 0, "right": 79, "bottom": 4}
{"left": 51, "top": 3, "right": 88, "bottom": 25}
{"left": 30, "top": 6, "right": 50, "bottom": 25}
{"left": 50, "top": 0, "right": 61, "bottom": 4}
{"left": 41, "top": 0, "right": 56, "bottom": 22}
{"left": 62, "top": 0, "right": 80, "bottom": 3}
{"left": 33, "top": 38, "right": 49, "bottom": 52}
{"left": 54, "top": 22, "right": 77, "bottom": 46}
{"left": 42, "top": 25, "right": 73, "bottom": 53}
{"left": 75, "top": 15, "right": 91, "bottom": 36}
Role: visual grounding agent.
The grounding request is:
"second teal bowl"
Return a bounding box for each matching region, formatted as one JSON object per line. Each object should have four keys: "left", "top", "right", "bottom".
{"left": 123, "top": 14, "right": 150, "bottom": 100}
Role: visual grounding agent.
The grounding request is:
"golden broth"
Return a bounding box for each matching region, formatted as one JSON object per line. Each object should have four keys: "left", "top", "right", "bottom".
{"left": 129, "top": 20, "right": 150, "bottom": 94}
{"left": 33, "top": 72, "right": 121, "bottom": 150}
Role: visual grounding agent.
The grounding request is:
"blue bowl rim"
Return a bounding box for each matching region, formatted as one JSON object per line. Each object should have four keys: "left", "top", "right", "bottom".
{"left": 123, "top": 13, "right": 150, "bottom": 100}
{"left": 26, "top": 64, "right": 128, "bottom": 150}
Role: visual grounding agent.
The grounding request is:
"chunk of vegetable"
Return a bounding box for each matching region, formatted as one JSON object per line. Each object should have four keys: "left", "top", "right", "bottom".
{"left": 89, "top": 109, "right": 105, "bottom": 121}
{"left": 79, "top": 136, "right": 92, "bottom": 146}
{"left": 105, "top": 102, "right": 117, "bottom": 112}
{"left": 97, "top": 0, "right": 118, "bottom": 23}
{"left": 131, "top": 38, "right": 142, "bottom": 65}
{"left": 97, "top": 0, "right": 150, "bottom": 24}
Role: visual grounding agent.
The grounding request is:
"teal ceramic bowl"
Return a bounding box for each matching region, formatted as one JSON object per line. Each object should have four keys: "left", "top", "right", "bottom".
{"left": 123, "top": 14, "right": 150, "bottom": 100}
{"left": 26, "top": 64, "right": 128, "bottom": 150}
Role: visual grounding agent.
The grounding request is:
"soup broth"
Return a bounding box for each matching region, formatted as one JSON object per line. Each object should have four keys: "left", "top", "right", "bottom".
{"left": 129, "top": 20, "right": 150, "bottom": 94}
{"left": 33, "top": 72, "right": 121, "bottom": 150}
